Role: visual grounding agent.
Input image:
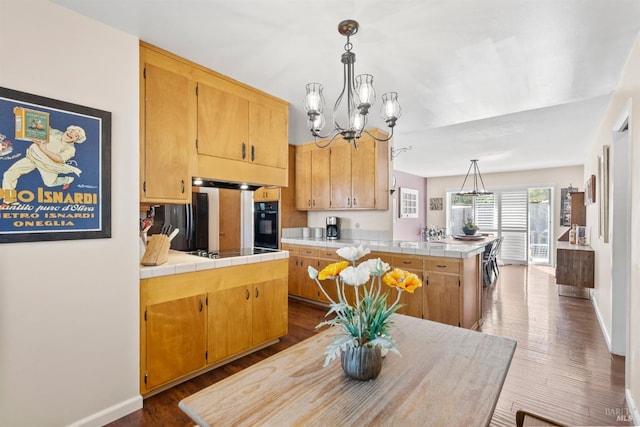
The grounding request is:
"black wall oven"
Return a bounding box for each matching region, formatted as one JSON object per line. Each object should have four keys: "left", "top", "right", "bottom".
{"left": 254, "top": 201, "right": 279, "bottom": 249}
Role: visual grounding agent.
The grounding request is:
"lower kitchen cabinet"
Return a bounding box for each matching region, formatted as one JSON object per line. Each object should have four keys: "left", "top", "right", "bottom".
{"left": 283, "top": 244, "right": 481, "bottom": 330}
{"left": 423, "top": 270, "right": 460, "bottom": 327}
{"left": 208, "top": 286, "right": 252, "bottom": 363}
{"left": 140, "top": 259, "right": 288, "bottom": 395}
{"left": 145, "top": 294, "right": 207, "bottom": 390}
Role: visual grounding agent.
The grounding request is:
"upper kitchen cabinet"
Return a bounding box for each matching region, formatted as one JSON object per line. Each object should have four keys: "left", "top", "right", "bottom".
{"left": 140, "top": 44, "right": 197, "bottom": 204}
{"left": 295, "top": 144, "right": 330, "bottom": 210}
{"left": 296, "top": 129, "right": 389, "bottom": 211}
{"left": 139, "top": 41, "right": 289, "bottom": 201}
{"left": 194, "top": 69, "right": 289, "bottom": 187}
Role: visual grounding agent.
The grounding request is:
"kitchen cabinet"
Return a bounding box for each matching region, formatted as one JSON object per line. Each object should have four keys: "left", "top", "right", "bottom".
{"left": 144, "top": 294, "right": 207, "bottom": 390}
{"left": 390, "top": 255, "right": 424, "bottom": 319}
{"left": 295, "top": 130, "right": 389, "bottom": 211}
{"left": 330, "top": 136, "right": 387, "bottom": 209}
{"left": 424, "top": 256, "right": 480, "bottom": 329}
{"left": 282, "top": 244, "right": 481, "bottom": 330}
{"left": 140, "top": 259, "right": 288, "bottom": 395}
{"left": 195, "top": 76, "right": 288, "bottom": 187}
{"left": 139, "top": 41, "right": 289, "bottom": 194}
{"left": 295, "top": 146, "right": 330, "bottom": 210}
{"left": 139, "top": 47, "right": 197, "bottom": 204}
{"left": 208, "top": 277, "right": 288, "bottom": 364}
{"left": 254, "top": 187, "right": 281, "bottom": 202}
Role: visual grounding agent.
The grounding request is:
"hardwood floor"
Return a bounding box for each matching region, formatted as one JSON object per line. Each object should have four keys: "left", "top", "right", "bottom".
{"left": 481, "top": 265, "right": 629, "bottom": 426}
{"left": 110, "top": 265, "right": 630, "bottom": 426}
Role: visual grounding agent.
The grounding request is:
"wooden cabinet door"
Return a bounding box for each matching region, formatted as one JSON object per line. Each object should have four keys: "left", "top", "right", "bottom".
{"left": 424, "top": 272, "right": 460, "bottom": 326}
{"left": 218, "top": 189, "right": 241, "bottom": 251}
{"left": 351, "top": 138, "right": 377, "bottom": 208}
{"left": 252, "top": 278, "right": 288, "bottom": 346}
{"left": 295, "top": 149, "right": 312, "bottom": 209}
{"left": 311, "top": 148, "right": 331, "bottom": 209}
{"left": 394, "top": 269, "right": 424, "bottom": 319}
{"left": 208, "top": 286, "right": 252, "bottom": 363}
{"left": 249, "top": 102, "right": 288, "bottom": 169}
{"left": 254, "top": 187, "right": 280, "bottom": 202}
{"left": 330, "top": 142, "right": 352, "bottom": 208}
{"left": 145, "top": 294, "right": 206, "bottom": 389}
{"left": 143, "top": 63, "right": 192, "bottom": 202}
{"left": 299, "top": 255, "right": 321, "bottom": 300}
{"left": 197, "top": 82, "right": 249, "bottom": 162}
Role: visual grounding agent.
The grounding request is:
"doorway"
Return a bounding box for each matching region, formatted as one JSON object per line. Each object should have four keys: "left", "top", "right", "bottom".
{"left": 610, "top": 110, "right": 631, "bottom": 358}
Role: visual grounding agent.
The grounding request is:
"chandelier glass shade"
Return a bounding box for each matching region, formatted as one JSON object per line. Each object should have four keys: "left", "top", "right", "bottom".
{"left": 456, "top": 160, "right": 493, "bottom": 196}
{"left": 304, "top": 20, "right": 401, "bottom": 148}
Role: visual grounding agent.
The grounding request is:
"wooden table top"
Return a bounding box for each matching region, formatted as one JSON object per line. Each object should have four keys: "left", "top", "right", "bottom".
{"left": 179, "top": 314, "right": 516, "bottom": 426}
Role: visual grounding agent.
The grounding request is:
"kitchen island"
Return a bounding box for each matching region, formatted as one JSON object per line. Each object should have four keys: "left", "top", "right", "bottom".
{"left": 139, "top": 249, "right": 289, "bottom": 395}
{"left": 282, "top": 236, "right": 493, "bottom": 329}
{"left": 179, "top": 313, "right": 517, "bottom": 426}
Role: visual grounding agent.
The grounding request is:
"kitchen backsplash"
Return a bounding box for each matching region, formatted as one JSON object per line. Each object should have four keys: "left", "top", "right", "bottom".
{"left": 282, "top": 227, "right": 392, "bottom": 242}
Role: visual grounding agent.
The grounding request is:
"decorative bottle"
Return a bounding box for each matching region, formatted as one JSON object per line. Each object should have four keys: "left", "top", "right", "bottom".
{"left": 569, "top": 224, "right": 577, "bottom": 245}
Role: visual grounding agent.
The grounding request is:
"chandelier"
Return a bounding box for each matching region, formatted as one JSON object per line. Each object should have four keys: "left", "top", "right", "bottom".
{"left": 303, "top": 19, "right": 401, "bottom": 148}
{"left": 456, "top": 160, "right": 493, "bottom": 196}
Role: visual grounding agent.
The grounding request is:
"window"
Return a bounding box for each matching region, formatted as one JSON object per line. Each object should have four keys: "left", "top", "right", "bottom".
{"left": 399, "top": 187, "right": 419, "bottom": 218}
{"left": 447, "top": 186, "right": 552, "bottom": 265}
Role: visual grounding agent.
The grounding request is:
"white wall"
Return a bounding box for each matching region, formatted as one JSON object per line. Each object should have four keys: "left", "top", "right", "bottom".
{"left": 586, "top": 32, "right": 640, "bottom": 421}
{"left": 426, "top": 165, "right": 584, "bottom": 241}
{"left": 0, "top": 1, "right": 141, "bottom": 425}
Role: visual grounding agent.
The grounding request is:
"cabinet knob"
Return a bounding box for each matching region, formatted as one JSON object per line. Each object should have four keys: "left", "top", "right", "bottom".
{"left": 245, "top": 289, "right": 250, "bottom": 300}
{"left": 436, "top": 264, "right": 447, "bottom": 268}
{"left": 255, "top": 287, "right": 259, "bottom": 298}
{"left": 251, "top": 145, "right": 255, "bottom": 162}
{"left": 180, "top": 180, "right": 185, "bottom": 194}
{"left": 242, "top": 142, "right": 246, "bottom": 159}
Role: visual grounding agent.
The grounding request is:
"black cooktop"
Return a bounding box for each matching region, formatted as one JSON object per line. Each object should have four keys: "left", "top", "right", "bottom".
{"left": 188, "top": 247, "right": 279, "bottom": 259}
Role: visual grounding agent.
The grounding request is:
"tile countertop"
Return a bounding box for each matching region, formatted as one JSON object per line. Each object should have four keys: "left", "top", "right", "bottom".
{"left": 140, "top": 249, "right": 289, "bottom": 279}
{"left": 280, "top": 237, "right": 490, "bottom": 259}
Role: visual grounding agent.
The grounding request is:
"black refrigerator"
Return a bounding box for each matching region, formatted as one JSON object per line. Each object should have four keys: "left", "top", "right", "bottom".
{"left": 150, "top": 192, "right": 209, "bottom": 251}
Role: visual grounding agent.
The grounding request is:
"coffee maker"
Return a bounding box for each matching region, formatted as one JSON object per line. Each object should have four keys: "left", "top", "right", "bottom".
{"left": 326, "top": 216, "right": 340, "bottom": 240}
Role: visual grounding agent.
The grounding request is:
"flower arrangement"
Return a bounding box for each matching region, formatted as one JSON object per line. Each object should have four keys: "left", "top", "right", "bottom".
{"left": 463, "top": 216, "right": 478, "bottom": 231}
{"left": 307, "top": 245, "right": 422, "bottom": 367}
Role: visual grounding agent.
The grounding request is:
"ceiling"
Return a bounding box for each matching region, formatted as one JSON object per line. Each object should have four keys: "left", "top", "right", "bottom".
{"left": 52, "top": 0, "right": 640, "bottom": 178}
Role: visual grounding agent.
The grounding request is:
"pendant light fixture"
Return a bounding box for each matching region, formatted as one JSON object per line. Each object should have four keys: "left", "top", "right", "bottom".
{"left": 456, "top": 160, "right": 493, "bottom": 196}
{"left": 303, "top": 19, "right": 401, "bottom": 149}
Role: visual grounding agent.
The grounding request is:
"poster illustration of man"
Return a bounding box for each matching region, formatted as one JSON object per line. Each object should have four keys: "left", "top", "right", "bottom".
{"left": 2, "top": 125, "right": 87, "bottom": 202}
{"left": 0, "top": 87, "right": 109, "bottom": 240}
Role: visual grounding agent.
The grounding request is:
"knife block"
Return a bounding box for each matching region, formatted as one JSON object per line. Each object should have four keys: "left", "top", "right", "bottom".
{"left": 141, "top": 234, "right": 170, "bottom": 266}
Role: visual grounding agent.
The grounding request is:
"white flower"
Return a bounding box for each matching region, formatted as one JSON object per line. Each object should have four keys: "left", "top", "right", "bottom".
{"left": 308, "top": 266, "right": 318, "bottom": 280}
{"left": 337, "top": 245, "right": 371, "bottom": 262}
{"left": 339, "top": 265, "right": 371, "bottom": 286}
{"left": 360, "top": 258, "right": 390, "bottom": 277}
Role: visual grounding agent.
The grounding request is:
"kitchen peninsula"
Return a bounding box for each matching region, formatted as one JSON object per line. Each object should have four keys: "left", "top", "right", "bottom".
{"left": 139, "top": 249, "right": 289, "bottom": 395}
{"left": 282, "top": 235, "right": 491, "bottom": 330}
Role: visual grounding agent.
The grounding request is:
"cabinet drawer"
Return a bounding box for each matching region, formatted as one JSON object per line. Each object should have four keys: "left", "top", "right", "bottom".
{"left": 317, "top": 248, "right": 339, "bottom": 260}
{"left": 282, "top": 244, "right": 299, "bottom": 255}
{"left": 299, "top": 247, "right": 319, "bottom": 257}
{"left": 391, "top": 255, "right": 424, "bottom": 271}
{"left": 425, "top": 258, "right": 460, "bottom": 274}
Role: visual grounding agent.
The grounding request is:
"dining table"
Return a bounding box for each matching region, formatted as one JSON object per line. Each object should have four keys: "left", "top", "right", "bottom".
{"left": 179, "top": 314, "right": 517, "bottom": 426}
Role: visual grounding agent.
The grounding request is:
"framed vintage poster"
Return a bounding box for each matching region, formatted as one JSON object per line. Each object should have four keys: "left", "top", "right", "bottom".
{"left": 0, "top": 87, "right": 111, "bottom": 243}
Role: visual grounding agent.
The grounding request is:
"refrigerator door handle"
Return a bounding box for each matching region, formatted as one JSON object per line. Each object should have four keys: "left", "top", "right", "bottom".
{"left": 186, "top": 203, "right": 193, "bottom": 249}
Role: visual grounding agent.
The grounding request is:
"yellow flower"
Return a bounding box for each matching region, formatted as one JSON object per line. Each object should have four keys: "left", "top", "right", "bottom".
{"left": 382, "top": 268, "right": 423, "bottom": 293}
{"left": 318, "top": 261, "right": 349, "bottom": 280}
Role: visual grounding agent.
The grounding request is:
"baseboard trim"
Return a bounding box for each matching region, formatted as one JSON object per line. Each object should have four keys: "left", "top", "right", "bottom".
{"left": 625, "top": 388, "right": 639, "bottom": 425}
{"left": 68, "top": 395, "right": 142, "bottom": 427}
{"left": 591, "top": 292, "right": 613, "bottom": 353}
